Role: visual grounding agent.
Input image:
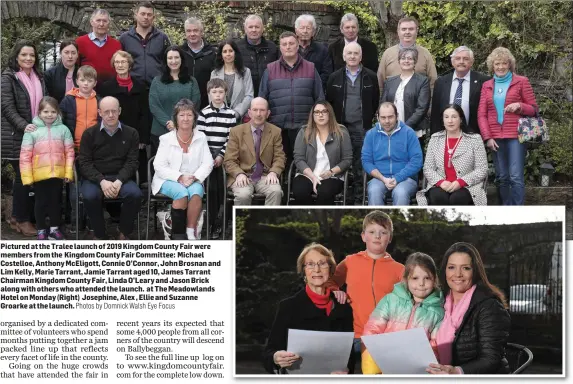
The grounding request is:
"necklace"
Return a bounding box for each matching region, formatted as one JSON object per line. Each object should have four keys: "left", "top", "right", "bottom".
{"left": 176, "top": 131, "right": 192, "bottom": 144}
{"left": 446, "top": 134, "right": 462, "bottom": 167}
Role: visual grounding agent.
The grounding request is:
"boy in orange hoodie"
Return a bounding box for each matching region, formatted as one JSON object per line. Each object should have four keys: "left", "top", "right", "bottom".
{"left": 330, "top": 210, "right": 405, "bottom": 373}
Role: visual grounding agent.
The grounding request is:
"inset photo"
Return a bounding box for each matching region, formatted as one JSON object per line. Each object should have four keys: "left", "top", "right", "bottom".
{"left": 234, "top": 206, "right": 564, "bottom": 376}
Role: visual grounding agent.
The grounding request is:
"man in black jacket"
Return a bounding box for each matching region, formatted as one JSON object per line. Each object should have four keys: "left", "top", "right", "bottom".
{"left": 235, "top": 14, "right": 279, "bottom": 98}
{"left": 78, "top": 97, "right": 142, "bottom": 240}
{"left": 180, "top": 17, "right": 217, "bottom": 109}
{"left": 328, "top": 13, "right": 378, "bottom": 73}
{"left": 295, "top": 14, "right": 333, "bottom": 90}
{"left": 430, "top": 46, "right": 491, "bottom": 135}
{"left": 326, "top": 42, "right": 379, "bottom": 204}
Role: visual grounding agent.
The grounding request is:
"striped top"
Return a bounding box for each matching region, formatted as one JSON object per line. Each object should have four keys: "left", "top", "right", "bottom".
{"left": 196, "top": 103, "right": 237, "bottom": 158}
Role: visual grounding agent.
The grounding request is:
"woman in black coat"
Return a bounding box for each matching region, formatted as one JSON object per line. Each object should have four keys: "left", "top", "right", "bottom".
{"left": 263, "top": 243, "right": 354, "bottom": 374}
{"left": 1, "top": 40, "right": 48, "bottom": 236}
{"left": 44, "top": 39, "right": 78, "bottom": 102}
{"left": 381, "top": 47, "right": 430, "bottom": 141}
{"left": 99, "top": 50, "right": 150, "bottom": 183}
{"left": 427, "top": 242, "right": 511, "bottom": 374}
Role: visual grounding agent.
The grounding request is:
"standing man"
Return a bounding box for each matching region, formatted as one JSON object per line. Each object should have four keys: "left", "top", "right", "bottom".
{"left": 119, "top": 1, "right": 171, "bottom": 86}
{"left": 224, "top": 97, "right": 286, "bottom": 206}
{"left": 328, "top": 13, "right": 378, "bottom": 73}
{"left": 235, "top": 15, "right": 279, "bottom": 98}
{"left": 430, "top": 46, "right": 490, "bottom": 135}
{"left": 76, "top": 9, "right": 122, "bottom": 87}
{"left": 259, "top": 31, "right": 324, "bottom": 167}
{"left": 180, "top": 17, "right": 217, "bottom": 109}
{"left": 295, "top": 14, "right": 333, "bottom": 89}
{"left": 377, "top": 16, "right": 437, "bottom": 92}
{"left": 362, "top": 102, "right": 422, "bottom": 206}
{"left": 326, "top": 42, "right": 379, "bottom": 204}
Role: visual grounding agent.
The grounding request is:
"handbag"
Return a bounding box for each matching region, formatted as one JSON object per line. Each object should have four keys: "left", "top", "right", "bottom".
{"left": 517, "top": 108, "right": 548, "bottom": 144}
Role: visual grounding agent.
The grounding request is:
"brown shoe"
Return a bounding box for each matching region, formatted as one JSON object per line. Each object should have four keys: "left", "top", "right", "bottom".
{"left": 16, "top": 221, "right": 36, "bottom": 237}
{"left": 117, "top": 231, "right": 129, "bottom": 240}
{"left": 6, "top": 217, "right": 18, "bottom": 231}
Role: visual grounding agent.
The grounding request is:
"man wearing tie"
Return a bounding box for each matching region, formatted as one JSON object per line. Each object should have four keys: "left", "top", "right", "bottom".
{"left": 430, "top": 46, "right": 491, "bottom": 135}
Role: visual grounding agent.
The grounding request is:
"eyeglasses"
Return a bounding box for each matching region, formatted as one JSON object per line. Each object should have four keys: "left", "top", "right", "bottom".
{"left": 114, "top": 60, "right": 129, "bottom": 65}
{"left": 101, "top": 109, "right": 120, "bottom": 116}
{"left": 304, "top": 261, "right": 330, "bottom": 270}
{"left": 313, "top": 110, "right": 328, "bottom": 116}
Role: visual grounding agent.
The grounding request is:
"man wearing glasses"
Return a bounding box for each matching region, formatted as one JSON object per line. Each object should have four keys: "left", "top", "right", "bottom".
{"left": 326, "top": 42, "right": 379, "bottom": 204}
{"left": 78, "top": 97, "right": 142, "bottom": 239}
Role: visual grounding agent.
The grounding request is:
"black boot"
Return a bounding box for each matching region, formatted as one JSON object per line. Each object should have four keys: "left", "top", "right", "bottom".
{"left": 170, "top": 207, "right": 187, "bottom": 240}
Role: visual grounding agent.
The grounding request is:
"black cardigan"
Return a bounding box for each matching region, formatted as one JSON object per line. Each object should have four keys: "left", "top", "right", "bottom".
{"left": 262, "top": 288, "right": 354, "bottom": 374}
{"left": 44, "top": 61, "right": 78, "bottom": 102}
{"left": 381, "top": 72, "right": 430, "bottom": 132}
{"left": 452, "top": 283, "right": 511, "bottom": 374}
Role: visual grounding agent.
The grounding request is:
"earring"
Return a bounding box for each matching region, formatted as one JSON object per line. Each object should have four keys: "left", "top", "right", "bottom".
{"left": 303, "top": 276, "right": 307, "bottom": 283}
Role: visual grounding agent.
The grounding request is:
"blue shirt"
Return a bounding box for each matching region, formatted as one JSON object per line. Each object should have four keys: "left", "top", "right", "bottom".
{"left": 89, "top": 32, "right": 108, "bottom": 48}
{"left": 100, "top": 121, "right": 122, "bottom": 137}
{"left": 345, "top": 66, "right": 362, "bottom": 86}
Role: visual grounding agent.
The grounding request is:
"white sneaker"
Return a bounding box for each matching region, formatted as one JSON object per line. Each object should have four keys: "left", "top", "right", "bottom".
{"left": 187, "top": 228, "right": 196, "bottom": 240}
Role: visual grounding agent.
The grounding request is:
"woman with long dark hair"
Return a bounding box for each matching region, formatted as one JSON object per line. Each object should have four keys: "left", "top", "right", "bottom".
{"left": 210, "top": 39, "right": 253, "bottom": 120}
{"left": 417, "top": 104, "right": 488, "bottom": 206}
{"left": 44, "top": 39, "right": 79, "bottom": 102}
{"left": 426, "top": 242, "right": 510, "bottom": 374}
{"left": 149, "top": 45, "right": 200, "bottom": 156}
{"left": 1, "top": 40, "right": 48, "bottom": 236}
{"left": 291, "top": 101, "right": 352, "bottom": 205}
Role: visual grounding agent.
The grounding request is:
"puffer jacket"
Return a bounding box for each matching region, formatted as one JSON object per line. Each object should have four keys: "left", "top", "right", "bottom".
{"left": 235, "top": 36, "right": 278, "bottom": 97}
{"left": 44, "top": 61, "right": 78, "bottom": 102}
{"left": 179, "top": 40, "right": 217, "bottom": 109}
{"left": 19, "top": 116, "right": 74, "bottom": 185}
{"left": 259, "top": 55, "right": 324, "bottom": 130}
{"left": 1, "top": 68, "right": 48, "bottom": 159}
{"left": 451, "top": 283, "right": 511, "bottom": 374}
{"left": 361, "top": 282, "right": 444, "bottom": 374}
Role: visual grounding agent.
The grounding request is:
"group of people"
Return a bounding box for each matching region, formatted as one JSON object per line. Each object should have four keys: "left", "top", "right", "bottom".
{"left": 264, "top": 211, "right": 511, "bottom": 374}
{"left": 2, "top": 2, "right": 539, "bottom": 240}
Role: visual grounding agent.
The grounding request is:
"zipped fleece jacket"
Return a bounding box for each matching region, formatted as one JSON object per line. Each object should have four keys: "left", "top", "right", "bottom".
{"left": 361, "top": 121, "right": 423, "bottom": 183}
{"left": 258, "top": 55, "right": 324, "bottom": 130}
{"left": 179, "top": 40, "right": 217, "bottom": 109}
{"left": 234, "top": 36, "right": 278, "bottom": 97}
{"left": 119, "top": 26, "right": 171, "bottom": 85}
{"left": 330, "top": 251, "right": 405, "bottom": 338}
{"left": 19, "top": 116, "right": 74, "bottom": 185}
{"left": 361, "top": 282, "right": 444, "bottom": 374}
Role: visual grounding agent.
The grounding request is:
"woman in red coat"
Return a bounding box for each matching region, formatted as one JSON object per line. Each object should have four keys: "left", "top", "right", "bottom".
{"left": 477, "top": 47, "right": 537, "bottom": 205}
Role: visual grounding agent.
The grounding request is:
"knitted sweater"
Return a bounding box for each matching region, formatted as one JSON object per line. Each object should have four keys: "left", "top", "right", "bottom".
{"left": 76, "top": 34, "right": 122, "bottom": 84}
{"left": 196, "top": 103, "right": 237, "bottom": 158}
{"left": 149, "top": 76, "right": 201, "bottom": 137}
{"left": 19, "top": 116, "right": 74, "bottom": 185}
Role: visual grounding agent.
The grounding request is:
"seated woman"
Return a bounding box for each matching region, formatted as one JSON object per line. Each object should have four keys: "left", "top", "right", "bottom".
{"left": 151, "top": 99, "right": 213, "bottom": 240}
{"left": 427, "top": 242, "right": 510, "bottom": 374}
{"left": 291, "top": 101, "right": 352, "bottom": 205}
{"left": 263, "top": 243, "right": 353, "bottom": 374}
{"left": 416, "top": 104, "right": 488, "bottom": 206}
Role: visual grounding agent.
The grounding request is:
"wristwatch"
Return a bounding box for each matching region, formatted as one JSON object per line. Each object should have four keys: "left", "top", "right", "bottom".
{"left": 330, "top": 169, "right": 335, "bottom": 176}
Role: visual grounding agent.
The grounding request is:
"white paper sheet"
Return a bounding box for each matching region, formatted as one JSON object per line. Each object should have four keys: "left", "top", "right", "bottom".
{"left": 285, "top": 329, "right": 354, "bottom": 374}
{"left": 361, "top": 327, "right": 438, "bottom": 374}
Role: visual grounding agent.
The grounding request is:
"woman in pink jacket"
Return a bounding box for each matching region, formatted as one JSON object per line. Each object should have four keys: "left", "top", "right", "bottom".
{"left": 477, "top": 47, "right": 537, "bottom": 205}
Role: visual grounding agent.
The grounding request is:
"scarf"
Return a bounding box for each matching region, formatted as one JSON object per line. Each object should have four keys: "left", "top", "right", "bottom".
{"left": 117, "top": 74, "right": 133, "bottom": 92}
{"left": 305, "top": 285, "right": 333, "bottom": 316}
{"left": 16, "top": 69, "right": 43, "bottom": 119}
{"left": 436, "top": 284, "right": 477, "bottom": 365}
{"left": 493, "top": 71, "right": 513, "bottom": 124}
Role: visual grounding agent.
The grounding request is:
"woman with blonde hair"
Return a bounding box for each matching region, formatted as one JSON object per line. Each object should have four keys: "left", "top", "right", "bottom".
{"left": 291, "top": 101, "right": 352, "bottom": 205}
{"left": 477, "top": 47, "right": 537, "bottom": 205}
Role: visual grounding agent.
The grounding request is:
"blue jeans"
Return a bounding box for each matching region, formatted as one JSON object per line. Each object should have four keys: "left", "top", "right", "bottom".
{"left": 367, "top": 177, "right": 418, "bottom": 205}
{"left": 492, "top": 138, "right": 526, "bottom": 205}
{"left": 159, "top": 180, "right": 204, "bottom": 200}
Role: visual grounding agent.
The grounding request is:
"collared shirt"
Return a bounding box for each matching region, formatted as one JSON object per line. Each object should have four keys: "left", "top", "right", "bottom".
{"left": 449, "top": 70, "right": 471, "bottom": 123}
{"left": 345, "top": 65, "right": 362, "bottom": 86}
{"left": 135, "top": 26, "right": 155, "bottom": 46}
{"left": 100, "top": 121, "right": 123, "bottom": 137}
{"left": 250, "top": 124, "right": 264, "bottom": 147}
{"left": 88, "top": 32, "right": 108, "bottom": 47}
{"left": 344, "top": 37, "right": 358, "bottom": 45}
{"left": 398, "top": 42, "right": 416, "bottom": 50}
{"left": 188, "top": 40, "right": 205, "bottom": 54}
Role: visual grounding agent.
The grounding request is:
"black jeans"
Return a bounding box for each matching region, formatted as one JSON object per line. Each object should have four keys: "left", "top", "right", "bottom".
{"left": 9, "top": 160, "right": 34, "bottom": 222}
{"left": 348, "top": 128, "right": 365, "bottom": 204}
{"left": 291, "top": 175, "right": 343, "bottom": 205}
{"left": 207, "top": 165, "right": 226, "bottom": 226}
{"left": 427, "top": 186, "right": 474, "bottom": 205}
{"left": 34, "top": 178, "right": 63, "bottom": 230}
{"left": 281, "top": 128, "right": 300, "bottom": 172}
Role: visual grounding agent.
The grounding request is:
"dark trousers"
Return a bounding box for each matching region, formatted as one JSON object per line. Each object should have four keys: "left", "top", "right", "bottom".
{"left": 138, "top": 148, "right": 148, "bottom": 184}
{"left": 34, "top": 178, "right": 63, "bottom": 230}
{"left": 150, "top": 135, "right": 160, "bottom": 160}
{"left": 207, "top": 165, "right": 226, "bottom": 226}
{"left": 348, "top": 128, "right": 365, "bottom": 204}
{"left": 9, "top": 160, "right": 34, "bottom": 222}
{"left": 80, "top": 178, "right": 142, "bottom": 238}
{"left": 427, "top": 186, "right": 474, "bottom": 205}
{"left": 291, "top": 175, "right": 343, "bottom": 205}
{"left": 281, "top": 128, "right": 300, "bottom": 172}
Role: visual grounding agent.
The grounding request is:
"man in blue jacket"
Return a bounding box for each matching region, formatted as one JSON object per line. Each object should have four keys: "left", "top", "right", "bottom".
{"left": 362, "top": 102, "right": 422, "bottom": 205}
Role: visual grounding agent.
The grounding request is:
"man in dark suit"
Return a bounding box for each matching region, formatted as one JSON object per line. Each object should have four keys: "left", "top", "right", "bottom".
{"left": 328, "top": 13, "right": 378, "bottom": 73}
{"left": 430, "top": 46, "right": 491, "bottom": 135}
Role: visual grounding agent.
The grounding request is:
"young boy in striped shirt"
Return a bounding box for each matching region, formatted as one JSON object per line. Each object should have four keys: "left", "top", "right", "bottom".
{"left": 197, "top": 78, "right": 237, "bottom": 238}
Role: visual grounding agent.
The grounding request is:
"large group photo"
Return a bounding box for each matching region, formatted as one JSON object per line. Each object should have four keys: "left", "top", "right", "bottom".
{"left": 234, "top": 207, "right": 564, "bottom": 375}
{"left": 1, "top": 1, "right": 571, "bottom": 241}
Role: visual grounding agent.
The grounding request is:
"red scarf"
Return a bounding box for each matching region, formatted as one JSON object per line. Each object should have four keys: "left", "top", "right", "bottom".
{"left": 305, "top": 285, "right": 333, "bottom": 315}
{"left": 116, "top": 74, "right": 133, "bottom": 92}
